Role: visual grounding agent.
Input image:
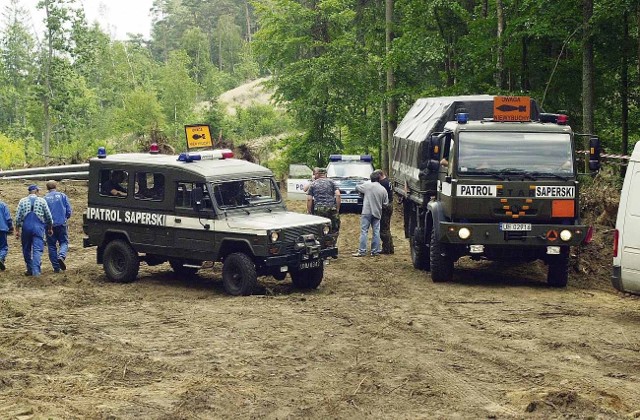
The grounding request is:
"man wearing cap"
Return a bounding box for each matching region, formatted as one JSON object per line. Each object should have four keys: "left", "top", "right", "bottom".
{"left": 0, "top": 198, "right": 13, "bottom": 271}
{"left": 14, "top": 185, "right": 54, "bottom": 276}
{"left": 306, "top": 168, "right": 341, "bottom": 235}
{"left": 44, "top": 181, "right": 72, "bottom": 272}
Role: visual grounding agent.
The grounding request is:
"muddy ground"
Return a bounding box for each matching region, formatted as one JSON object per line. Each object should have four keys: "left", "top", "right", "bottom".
{"left": 0, "top": 179, "right": 639, "bottom": 419}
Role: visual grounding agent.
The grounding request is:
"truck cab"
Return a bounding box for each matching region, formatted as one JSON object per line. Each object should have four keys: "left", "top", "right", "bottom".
{"left": 392, "top": 96, "right": 598, "bottom": 287}
{"left": 83, "top": 147, "right": 338, "bottom": 295}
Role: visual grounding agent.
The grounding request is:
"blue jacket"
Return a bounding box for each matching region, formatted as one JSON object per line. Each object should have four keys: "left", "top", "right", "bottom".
{"left": 44, "top": 190, "right": 72, "bottom": 227}
{"left": 0, "top": 201, "right": 13, "bottom": 232}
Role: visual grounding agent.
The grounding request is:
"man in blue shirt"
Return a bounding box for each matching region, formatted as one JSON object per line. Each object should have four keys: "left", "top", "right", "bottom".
{"left": 14, "top": 185, "right": 54, "bottom": 276}
{"left": 44, "top": 181, "right": 73, "bottom": 272}
{"left": 0, "top": 199, "right": 13, "bottom": 271}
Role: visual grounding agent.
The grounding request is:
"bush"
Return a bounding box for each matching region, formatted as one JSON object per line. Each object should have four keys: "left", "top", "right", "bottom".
{"left": 0, "top": 133, "right": 26, "bottom": 169}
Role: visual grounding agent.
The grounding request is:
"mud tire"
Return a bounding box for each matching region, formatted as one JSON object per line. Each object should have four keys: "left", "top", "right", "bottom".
{"left": 547, "top": 247, "right": 570, "bottom": 288}
{"left": 430, "top": 229, "right": 453, "bottom": 282}
{"left": 222, "top": 253, "right": 258, "bottom": 296}
{"left": 411, "top": 227, "right": 430, "bottom": 271}
{"left": 291, "top": 265, "right": 324, "bottom": 290}
{"left": 104, "top": 239, "right": 140, "bottom": 283}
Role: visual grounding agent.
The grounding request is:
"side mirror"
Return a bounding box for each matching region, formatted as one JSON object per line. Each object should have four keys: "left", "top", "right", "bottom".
{"left": 428, "top": 134, "right": 440, "bottom": 158}
{"left": 191, "top": 187, "right": 204, "bottom": 211}
{"left": 589, "top": 136, "right": 601, "bottom": 172}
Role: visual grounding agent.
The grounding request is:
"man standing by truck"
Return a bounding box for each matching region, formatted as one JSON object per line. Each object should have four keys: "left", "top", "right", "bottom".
{"left": 374, "top": 170, "right": 394, "bottom": 254}
{"left": 306, "top": 168, "right": 341, "bottom": 235}
{"left": 353, "top": 172, "right": 389, "bottom": 257}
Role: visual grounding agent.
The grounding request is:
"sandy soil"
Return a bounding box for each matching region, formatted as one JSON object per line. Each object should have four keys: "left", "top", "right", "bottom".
{"left": 0, "top": 180, "right": 639, "bottom": 419}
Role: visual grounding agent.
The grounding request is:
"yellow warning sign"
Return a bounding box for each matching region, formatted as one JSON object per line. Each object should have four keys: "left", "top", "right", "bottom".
{"left": 185, "top": 124, "right": 213, "bottom": 150}
{"left": 493, "top": 96, "right": 531, "bottom": 122}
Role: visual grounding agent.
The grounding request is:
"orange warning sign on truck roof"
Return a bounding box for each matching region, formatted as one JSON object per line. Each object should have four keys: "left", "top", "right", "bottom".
{"left": 493, "top": 96, "right": 531, "bottom": 122}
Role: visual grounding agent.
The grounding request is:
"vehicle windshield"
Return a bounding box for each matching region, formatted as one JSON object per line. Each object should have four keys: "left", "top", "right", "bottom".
{"left": 457, "top": 132, "right": 573, "bottom": 175}
{"left": 326, "top": 161, "right": 374, "bottom": 178}
{"left": 212, "top": 177, "right": 281, "bottom": 209}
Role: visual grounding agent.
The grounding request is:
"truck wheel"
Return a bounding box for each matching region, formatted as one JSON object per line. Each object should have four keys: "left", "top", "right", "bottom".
{"left": 547, "top": 248, "right": 570, "bottom": 288}
{"left": 411, "top": 227, "right": 430, "bottom": 271}
{"left": 430, "top": 229, "right": 453, "bottom": 282}
{"left": 222, "top": 253, "right": 258, "bottom": 296}
{"left": 169, "top": 259, "right": 199, "bottom": 277}
{"left": 273, "top": 272, "right": 287, "bottom": 281}
{"left": 103, "top": 239, "right": 139, "bottom": 283}
{"left": 291, "top": 265, "right": 324, "bottom": 290}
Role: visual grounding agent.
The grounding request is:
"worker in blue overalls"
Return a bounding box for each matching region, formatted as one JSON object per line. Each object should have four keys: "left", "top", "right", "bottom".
{"left": 0, "top": 199, "right": 13, "bottom": 271}
{"left": 44, "top": 180, "right": 72, "bottom": 272}
{"left": 14, "top": 185, "right": 53, "bottom": 276}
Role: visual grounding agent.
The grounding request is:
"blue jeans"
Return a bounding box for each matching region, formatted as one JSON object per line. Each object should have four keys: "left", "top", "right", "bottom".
{"left": 47, "top": 225, "right": 69, "bottom": 270}
{"left": 0, "top": 231, "right": 7, "bottom": 261}
{"left": 358, "top": 214, "right": 381, "bottom": 255}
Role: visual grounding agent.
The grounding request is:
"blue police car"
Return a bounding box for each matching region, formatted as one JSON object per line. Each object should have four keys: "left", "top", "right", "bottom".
{"left": 326, "top": 155, "right": 375, "bottom": 212}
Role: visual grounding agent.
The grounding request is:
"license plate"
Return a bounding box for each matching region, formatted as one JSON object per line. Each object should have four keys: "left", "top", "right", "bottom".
{"left": 342, "top": 198, "right": 358, "bottom": 204}
{"left": 499, "top": 223, "right": 532, "bottom": 231}
{"left": 298, "top": 259, "right": 322, "bottom": 270}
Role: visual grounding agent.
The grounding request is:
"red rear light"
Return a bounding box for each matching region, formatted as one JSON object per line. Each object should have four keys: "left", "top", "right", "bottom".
{"left": 222, "top": 151, "right": 234, "bottom": 159}
{"left": 583, "top": 226, "right": 594, "bottom": 244}
{"left": 557, "top": 114, "right": 568, "bottom": 125}
{"left": 149, "top": 143, "right": 160, "bottom": 154}
{"left": 613, "top": 229, "right": 619, "bottom": 257}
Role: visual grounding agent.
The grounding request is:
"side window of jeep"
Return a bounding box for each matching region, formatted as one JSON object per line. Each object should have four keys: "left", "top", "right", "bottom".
{"left": 135, "top": 172, "right": 165, "bottom": 201}
{"left": 99, "top": 169, "right": 129, "bottom": 198}
{"left": 175, "top": 182, "right": 213, "bottom": 209}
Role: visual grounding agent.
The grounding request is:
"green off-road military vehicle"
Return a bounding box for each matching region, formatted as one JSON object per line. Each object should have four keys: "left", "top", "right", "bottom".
{"left": 391, "top": 95, "right": 600, "bottom": 287}
{"left": 83, "top": 146, "right": 338, "bottom": 296}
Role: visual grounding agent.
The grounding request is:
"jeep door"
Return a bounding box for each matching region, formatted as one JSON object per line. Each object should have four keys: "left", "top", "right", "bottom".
{"left": 171, "top": 181, "right": 218, "bottom": 260}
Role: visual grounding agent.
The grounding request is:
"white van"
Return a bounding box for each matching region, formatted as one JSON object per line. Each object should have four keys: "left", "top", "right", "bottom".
{"left": 613, "top": 141, "right": 640, "bottom": 293}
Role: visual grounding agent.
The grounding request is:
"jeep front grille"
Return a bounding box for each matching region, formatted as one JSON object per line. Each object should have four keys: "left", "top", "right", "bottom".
{"left": 282, "top": 225, "right": 322, "bottom": 252}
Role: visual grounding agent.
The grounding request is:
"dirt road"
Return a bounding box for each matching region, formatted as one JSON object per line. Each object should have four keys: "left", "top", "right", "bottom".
{"left": 0, "top": 180, "right": 638, "bottom": 419}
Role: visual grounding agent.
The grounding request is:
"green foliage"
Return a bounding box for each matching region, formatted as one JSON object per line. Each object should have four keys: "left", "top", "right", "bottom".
{"left": 0, "top": 132, "right": 25, "bottom": 168}
{"left": 229, "top": 103, "right": 293, "bottom": 141}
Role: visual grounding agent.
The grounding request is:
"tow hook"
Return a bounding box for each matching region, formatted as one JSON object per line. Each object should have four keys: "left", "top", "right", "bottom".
{"left": 294, "top": 234, "right": 320, "bottom": 259}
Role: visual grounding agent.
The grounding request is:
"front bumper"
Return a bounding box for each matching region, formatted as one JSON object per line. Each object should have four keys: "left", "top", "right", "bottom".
{"left": 439, "top": 222, "right": 588, "bottom": 247}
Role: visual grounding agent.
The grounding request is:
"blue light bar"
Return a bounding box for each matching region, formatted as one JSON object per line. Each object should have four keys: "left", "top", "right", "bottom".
{"left": 97, "top": 147, "right": 107, "bottom": 159}
{"left": 177, "top": 153, "right": 201, "bottom": 162}
{"left": 329, "top": 154, "right": 372, "bottom": 162}
{"left": 456, "top": 113, "right": 469, "bottom": 124}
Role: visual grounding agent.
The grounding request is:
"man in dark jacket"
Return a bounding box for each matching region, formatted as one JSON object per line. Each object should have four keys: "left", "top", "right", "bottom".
{"left": 374, "top": 170, "right": 394, "bottom": 254}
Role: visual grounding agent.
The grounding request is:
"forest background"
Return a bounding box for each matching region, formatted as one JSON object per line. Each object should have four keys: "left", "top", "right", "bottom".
{"left": 0, "top": 0, "right": 638, "bottom": 177}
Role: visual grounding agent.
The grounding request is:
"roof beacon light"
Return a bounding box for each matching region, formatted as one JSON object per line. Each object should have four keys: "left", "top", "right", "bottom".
{"left": 556, "top": 114, "right": 568, "bottom": 125}
{"left": 149, "top": 143, "right": 160, "bottom": 154}
{"left": 456, "top": 113, "right": 469, "bottom": 124}
{"left": 329, "top": 154, "right": 372, "bottom": 162}
{"left": 97, "top": 147, "right": 107, "bottom": 159}
{"left": 178, "top": 149, "right": 234, "bottom": 163}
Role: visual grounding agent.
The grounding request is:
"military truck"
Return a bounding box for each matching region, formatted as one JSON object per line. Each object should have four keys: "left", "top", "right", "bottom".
{"left": 83, "top": 147, "right": 338, "bottom": 296}
{"left": 391, "top": 95, "right": 599, "bottom": 287}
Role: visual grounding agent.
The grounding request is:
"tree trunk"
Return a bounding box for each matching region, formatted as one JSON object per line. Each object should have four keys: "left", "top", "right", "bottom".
{"left": 43, "top": 0, "right": 53, "bottom": 160}
{"left": 582, "top": 0, "right": 594, "bottom": 135}
{"left": 385, "top": 0, "right": 396, "bottom": 175}
{"left": 482, "top": 0, "right": 488, "bottom": 18}
{"left": 521, "top": 36, "right": 530, "bottom": 91}
{"left": 621, "top": 10, "right": 629, "bottom": 177}
{"left": 495, "top": 0, "right": 505, "bottom": 89}
{"left": 245, "top": 0, "right": 252, "bottom": 44}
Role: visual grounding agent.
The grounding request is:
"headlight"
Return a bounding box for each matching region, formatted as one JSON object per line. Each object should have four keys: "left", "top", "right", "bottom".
{"left": 560, "top": 229, "right": 572, "bottom": 242}
{"left": 458, "top": 227, "right": 471, "bottom": 240}
{"left": 270, "top": 230, "right": 280, "bottom": 242}
{"left": 323, "top": 224, "right": 330, "bottom": 235}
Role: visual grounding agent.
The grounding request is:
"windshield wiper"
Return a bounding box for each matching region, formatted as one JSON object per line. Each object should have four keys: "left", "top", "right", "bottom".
{"left": 496, "top": 168, "right": 537, "bottom": 181}
{"left": 529, "top": 171, "right": 570, "bottom": 181}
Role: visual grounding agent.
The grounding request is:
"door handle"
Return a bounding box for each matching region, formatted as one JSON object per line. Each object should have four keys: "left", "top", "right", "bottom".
{"left": 175, "top": 218, "right": 181, "bottom": 223}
